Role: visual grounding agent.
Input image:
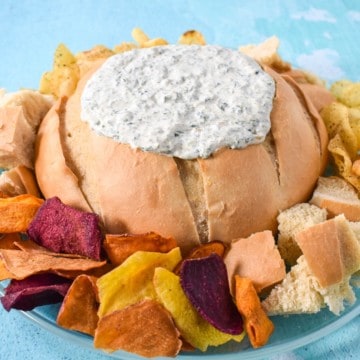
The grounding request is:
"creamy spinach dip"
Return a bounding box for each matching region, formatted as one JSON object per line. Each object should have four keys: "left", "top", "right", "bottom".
{"left": 81, "top": 45, "right": 275, "bottom": 159}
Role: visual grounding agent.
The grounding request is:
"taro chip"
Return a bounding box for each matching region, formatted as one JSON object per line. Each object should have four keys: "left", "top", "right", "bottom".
{"left": 180, "top": 253, "right": 243, "bottom": 335}
{"left": 57, "top": 275, "right": 99, "bottom": 336}
{"left": 153, "top": 267, "right": 245, "bottom": 351}
{"left": 27, "top": 197, "right": 102, "bottom": 260}
{"left": 94, "top": 299, "right": 182, "bottom": 357}
{"left": 0, "top": 273, "right": 71, "bottom": 311}
{"left": 103, "top": 232, "right": 177, "bottom": 266}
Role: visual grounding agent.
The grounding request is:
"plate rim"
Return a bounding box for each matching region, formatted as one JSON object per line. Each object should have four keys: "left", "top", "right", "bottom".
{"left": 1, "top": 281, "right": 358, "bottom": 360}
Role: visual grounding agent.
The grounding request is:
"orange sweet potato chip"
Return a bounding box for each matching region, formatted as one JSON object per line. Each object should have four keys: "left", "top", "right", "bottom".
{"left": 0, "top": 260, "right": 13, "bottom": 281}
{"left": 234, "top": 276, "right": 274, "bottom": 348}
{"left": 0, "top": 233, "right": 22, "bottom": 250}
{"left": 0, "top": 194, "right": 44, "bottom": 233}
{"left": 94, "top": 299, "right": 182, "bottom": 357}
{"left": 0, "top": 248, "right": 107, "bottom": 280}
{"left": 57, "top": 274, "right": 99, "bottom": 336}
{"left": 103, "top": 232, "right": 177, "bottom": 266}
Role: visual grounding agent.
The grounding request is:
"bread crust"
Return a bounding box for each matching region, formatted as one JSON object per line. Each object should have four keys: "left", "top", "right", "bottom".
{"left": 34, "top": 60, "right": 330, "bottom": 250}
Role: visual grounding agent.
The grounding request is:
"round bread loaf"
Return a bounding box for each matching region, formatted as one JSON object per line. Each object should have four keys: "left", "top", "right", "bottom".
{"left": 34, "top": 59, "right": 330, "bottom": 253}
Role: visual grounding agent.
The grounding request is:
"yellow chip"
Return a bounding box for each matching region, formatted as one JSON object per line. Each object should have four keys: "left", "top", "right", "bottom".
{"left": 97, "top": 248, "right": 181, "bottom": 317}
{"left": 75, "top": 45, "right": 113, "bottom": 77}
{"left": 153, "top": 267, "right": 245, "bottom": 352}
{"left": 39, "top": 43, "right": 79, "bottom": 98}
{"left": 321, "top": 102, "right": 358, "bottom": 160}
{"left": 113, "top": 42, "right": 137, "bottom": 53}
{"left": 328, "top": 134, "right": 360, "bottom": 191}
{"left": 348, "top": 107, "right": 360, "bottom": 146}
{"left": 178, "top": 30, "right": 206, "bottom": 45}
{"left": 340, "top": 82, "right": 360, "bottom": 108}
{"left": 141, "top": 38, "right": 168, "bottom": 48}
{"left": 330, "top": 80, "right": 353, "bottom": 103}
{"left": 131, "top": 27, "right": 150, "bottom": 45}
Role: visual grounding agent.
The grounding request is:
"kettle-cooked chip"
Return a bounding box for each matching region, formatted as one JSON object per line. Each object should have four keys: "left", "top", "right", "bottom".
{"left": 94, "top": 299, "right": 182, "bottom": 357}
{"left": 321, "top": 102, "right": 358, "bottom": 159}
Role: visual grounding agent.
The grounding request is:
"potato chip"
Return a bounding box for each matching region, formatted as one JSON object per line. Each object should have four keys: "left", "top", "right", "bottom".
{"left": 153, "top": 267, "right": 245, "bottom": 351}
{"left": 0, "top": 194, "right": 44, "bottom": 233}
{"left": 180, "top": 254, "right": 243, "bottom": 335}
{"left": 321, "top": 102, "right": 358, "bottom": 159}
{"left": 331, "top": 80, "right": 360, "bottom": 108}
{"left": 75, "top": 46, "right": 113, "bottom": 77}
{"left": 141, "top": 38, "right": 168, "bottom": 48}
{"left": 328, "top": 134, "right": 360, "bottom": 191}
{"left": 348, "top": 107, "right": 360, "bottom": 145}
{"left": 103, "top": 232, "right": 177, "bottom": 266}
{"left": 0, "top": 273, "right": 71, "bottom": 311}
{"left": 27, "top": 197, "right": 103, "bottom": 260}
{"left": 0, "top": 248, "right": 107, "bottom": 280}
{"left": 57, "top": 275, "right": 99, "bottom": 336}
{"left": 113, "top": 42, "right": 137, "bottom": 54}
{"left": 234, "top": 276, "right": 274, "bottom": 348}
{"left": 178, "top": 30, "right": 206, "bottom": 45}
{"left": 94, "top": 299, "right": 182, "bottom": 357}
{"left": 39, "top": 43, "right": 79, "bottom": 98}
{"left": 174, "top": 240, "right": 226, "bottom": 274}
{"left": 97, "top": 248, "right": 181, "bottom": 317}
{"left": 131, "top": 27, "right": 150, "bottom": 45}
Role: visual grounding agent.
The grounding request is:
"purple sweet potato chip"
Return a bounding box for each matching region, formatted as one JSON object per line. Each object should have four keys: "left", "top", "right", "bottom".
{"left": 27, "top": 197, "right": 103, "bottom": 260}
{"left": 180, "top": 253, "right": 243, "bottom": 335}
{"left": 0, "top": 273, "right": 71, "bottom": 311}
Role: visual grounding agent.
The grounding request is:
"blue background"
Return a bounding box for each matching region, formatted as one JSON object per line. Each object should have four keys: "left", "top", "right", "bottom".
{"left": 0, "top": 1, "right": 360, "bottom": 359}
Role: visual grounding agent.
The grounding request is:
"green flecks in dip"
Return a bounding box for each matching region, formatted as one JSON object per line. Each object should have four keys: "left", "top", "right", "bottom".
{"left": 81, "top": 45, "right": 275, "bottom": 159}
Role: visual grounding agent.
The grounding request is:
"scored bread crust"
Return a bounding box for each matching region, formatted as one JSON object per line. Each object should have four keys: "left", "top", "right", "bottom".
{"left": 34, "top": 60, "right": 330, "bottom": 251}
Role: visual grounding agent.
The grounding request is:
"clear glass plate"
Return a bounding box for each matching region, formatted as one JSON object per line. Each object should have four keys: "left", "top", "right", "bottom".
{"left": 1, "top": 282, "right": 359, "bottom": 359}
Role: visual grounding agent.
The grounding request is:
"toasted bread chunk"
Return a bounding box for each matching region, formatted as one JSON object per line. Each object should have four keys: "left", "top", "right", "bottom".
{"left": 310, "top": 176, "right": 360, "bottom": 221}
{"left": 295, "top": 214, "right": 360, "bottom": 287}
{"left": 224, "top": 230, "right": 286, "bottom": 295}
{"left": 262, "top": 256, "right": 355, "bottom": 315}
{"left": 277, "top": 203, "right": 327, "bottom": 265}
{"left": 0, "top": 90, "right": 53, "bottom": 169}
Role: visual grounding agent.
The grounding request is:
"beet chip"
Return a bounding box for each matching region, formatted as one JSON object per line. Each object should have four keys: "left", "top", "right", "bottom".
{"left": 180, "top": 253, "right": 243, "bottom": 335}
{"left": 27, "top": 197, "right": 102, "bottom": 260}
{"left": 0, "top": 273, "right": 71, "bottom": 311}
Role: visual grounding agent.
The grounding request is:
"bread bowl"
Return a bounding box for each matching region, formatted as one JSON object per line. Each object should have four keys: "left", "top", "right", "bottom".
{"left": 34, "top": 43, "right": 331, "bottom": 253}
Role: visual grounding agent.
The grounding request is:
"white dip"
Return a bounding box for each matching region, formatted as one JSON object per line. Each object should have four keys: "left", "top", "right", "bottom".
{"left": 81, "top": 45, "right": 275, "bottom": 159}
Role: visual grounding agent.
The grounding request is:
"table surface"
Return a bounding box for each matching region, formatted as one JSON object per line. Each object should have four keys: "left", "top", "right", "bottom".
{"left": 0, "top": 1, "right": 359, "bottom": 359}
